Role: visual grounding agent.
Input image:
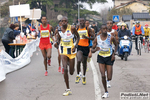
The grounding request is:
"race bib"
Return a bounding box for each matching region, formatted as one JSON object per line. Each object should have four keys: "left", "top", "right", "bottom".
{"left": 99, "top": 48, "right": 111, "bottom": 57}
{"left": 41, "top": 30, "right": 49, "bottom": 38}
{"left": 61, "top": 39, "right": 73, "bottom": 48}
{"left": 78, "top": 30, "right": 88, "bottom": 39}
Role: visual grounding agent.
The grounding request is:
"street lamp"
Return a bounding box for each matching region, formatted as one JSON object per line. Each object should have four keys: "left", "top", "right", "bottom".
{"left": 78, "top": 0, "right": 80, "bottom": 24}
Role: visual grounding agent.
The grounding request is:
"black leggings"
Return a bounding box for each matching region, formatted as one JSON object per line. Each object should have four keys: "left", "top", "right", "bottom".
{"left": 2, "top": 39, "right": 10, "bottom": 54}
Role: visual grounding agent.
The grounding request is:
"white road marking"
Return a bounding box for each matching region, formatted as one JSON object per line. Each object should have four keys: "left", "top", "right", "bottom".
{"left": 90, "top": 59, "right": 102, "bottom": 100}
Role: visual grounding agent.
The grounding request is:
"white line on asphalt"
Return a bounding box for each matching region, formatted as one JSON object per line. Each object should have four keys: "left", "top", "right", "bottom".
{"left": 90, "top": 59, "right": 102, "bottom": 100}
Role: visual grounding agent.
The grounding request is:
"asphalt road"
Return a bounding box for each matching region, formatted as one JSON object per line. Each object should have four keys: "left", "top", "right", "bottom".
{"left": 0, "top": 43, "right": 150, "bottom": 100}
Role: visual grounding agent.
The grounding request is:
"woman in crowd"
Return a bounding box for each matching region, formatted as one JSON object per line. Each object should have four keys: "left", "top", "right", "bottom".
{"left": 2, "top": 24, "right": 15, "bottom": 54}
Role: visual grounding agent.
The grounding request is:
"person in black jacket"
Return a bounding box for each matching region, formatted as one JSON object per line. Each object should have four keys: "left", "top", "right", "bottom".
{"left": 118, "top": 23, "right": 131, "bottom": 38}
{"left": 2, "top": 24, "right": 15, "bottom": 54}
{"left": 91, "top": 22, "right": 98, "bottom": 35}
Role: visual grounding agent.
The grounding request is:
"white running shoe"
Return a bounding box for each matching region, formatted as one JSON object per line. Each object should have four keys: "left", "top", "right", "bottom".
{"left": 102, "top": 92, "right": 109, "bottom": 98}
{"left": 107, "top": 81, "right": 111, "bottom": 88}
{"left": 79, "top": 72, "right": 82, "bottom": 78}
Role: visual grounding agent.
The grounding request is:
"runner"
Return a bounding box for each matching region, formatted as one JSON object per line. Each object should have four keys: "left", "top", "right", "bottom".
{"left": 97, "top": 20, "right": 118, "bottom": 88}
{"left": 85, "top": 20, "right": 95, "bottom": 62}
{"left": 54, "top": 16, "right": 80, "bottom": 96}
{"left": 75, "top": 18, "right": 94, "bottom": 85}
{"left": 55, "top": 20, "right": 64, "bottom": 74}
{"left": 38, "top": 16, "right": 54, "bottom": 76}
{"left": 91, "top": 24, "right": 117, "bottom": 98}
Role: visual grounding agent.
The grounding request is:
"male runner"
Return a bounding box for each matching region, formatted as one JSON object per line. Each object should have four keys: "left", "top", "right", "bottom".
{"left": 55, "top": 20, "right": 64, "bottom": 74}
{"left": 54, "top": 16, "right": 80, "bottom": 96}
{"left": 97, "top": 21, "right": 118, "bottom": 88}
{"left": 91, "top": 24, "right": 117, "bottom": 98}
{"left": 75, "top": 18, "right": 94, "bottom": 85}
{"left": 38, "top": 16, "right": 54, "bottom": 76}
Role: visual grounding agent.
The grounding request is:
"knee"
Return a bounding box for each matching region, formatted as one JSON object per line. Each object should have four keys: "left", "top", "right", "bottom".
{"left": 77, "top": 60, "right": 81, "bottom": 64}
{"left": 70, "top": 71, "right": 74, "bottom": 75}
{"left": 101, "top": 75, "right": 106, "bottom": 79}
{"left": 47, "top": 55, "right": 51, "bottom": 59}
{"left": 44, "top": 57, "right": 47, "bottom": 61}
{"left": 64, "top": 67, "right": 68, "bottom": 73}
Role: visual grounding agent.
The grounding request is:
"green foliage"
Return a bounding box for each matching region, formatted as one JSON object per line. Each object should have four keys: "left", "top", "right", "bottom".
{"left": 49, "top": 20, "right": 57, "bottom": 27}
{"left": 107, "top": 7, "right": 133, "bottom": 20}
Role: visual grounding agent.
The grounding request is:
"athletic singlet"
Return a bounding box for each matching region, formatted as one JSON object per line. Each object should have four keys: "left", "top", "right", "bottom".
{"left": 59, "top": 25, "right": 76, "bottom": 55}
{"left": 97, "top": 34, "right": 112, "bottom": 57}
{"left": 144, "top": 28, "right": 150, "bottom": 36}
{"left": 78, "top": 27, "right": 89, "bottom": 47}
{"left": 107, "top": 29, "right": 115, "bottom": 36}
{"left": 40, "top": 24, "right": 51, "bottom": 44}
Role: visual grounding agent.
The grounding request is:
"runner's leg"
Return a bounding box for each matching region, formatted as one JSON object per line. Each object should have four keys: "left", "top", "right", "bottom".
{"left": 82, "top": 56, "right": 88, "bottom": 76}
{"left": 99, "top": 63, "right": 108, "bottom": 92}
{"left": 61, "top": 55, "right": 70, "bottom": 89}
{"left": 41, "top": 49, "right": 47, "bottom": 71}
{"left": 77, "top": 51, "right": 83, "bottom": 75}
{"left": 106, "top": 65, "right": 113, "bottom": 81}
{"left": 69, "top": 58, "right": 75, "bottom": 75}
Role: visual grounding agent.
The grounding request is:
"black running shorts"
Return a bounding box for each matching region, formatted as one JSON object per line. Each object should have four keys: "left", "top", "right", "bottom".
{"left": 97, "top": 55, "right": 115, "bottom": 66}
{"left": 77, "top": 45, "right": 90, "bottom": 57}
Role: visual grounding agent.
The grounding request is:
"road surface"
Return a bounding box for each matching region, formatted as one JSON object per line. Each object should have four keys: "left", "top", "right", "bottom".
{"left": 0, "top": 43, "right": 150, "bottom": 100}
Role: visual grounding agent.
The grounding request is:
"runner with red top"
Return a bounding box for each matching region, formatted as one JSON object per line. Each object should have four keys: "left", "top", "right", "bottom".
{"left": 38, "top": 16, "right": 54, "bottom": 76}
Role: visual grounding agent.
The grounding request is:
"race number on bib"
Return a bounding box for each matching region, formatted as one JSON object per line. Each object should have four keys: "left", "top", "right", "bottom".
{"left": 61, "top": 39, "right": 73, "bottom": 48}
{"left": 78, "top": 30, "right": 88, "bottom": 39}
{"left": 99, "top": 48, "right": 111, "bottom": 57}
{"left": 41, "top": 30, "right": 49, "bottom": 38}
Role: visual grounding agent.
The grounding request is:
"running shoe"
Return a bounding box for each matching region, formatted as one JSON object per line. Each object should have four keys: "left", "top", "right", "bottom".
{"left": 82, "top": 77, "right": 86, "bottom": 85}
{"left": 75, "top": 76, "right": 81, "bottom": 84}
{"left": 62, "top": 68, "right": 64, "bottom": 74}
{"left": 63, "top": 89, "right": 72, "bottom": 96}
{"left": 48, "top": 59, "right": 51, "bottom": 66}
{"left": 45, "top": 71, "right": 48, "bottom": 76}
{"left": 58, "top": 66, "right": 61, "bottom": 72}
{"left": 79, "top": 72, "right": 82, "bottom": 77}
{"left": 102, "top": 92, "right": 109, "bottom": 98}
{"left": 107, "top": 80, "right": 111, "bottom": 88}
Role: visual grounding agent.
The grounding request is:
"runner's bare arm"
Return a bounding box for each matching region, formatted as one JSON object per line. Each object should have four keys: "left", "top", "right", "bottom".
{"left": 92, "top": 28, "right": 95, "bottom": 37}
{"left": 111, "top": 36, "right": 118, "bottom": 54}
{"left": 72, "top": 26, "right": 80, "bottom": 46}
{"left": 54, "top": 30, "right": 61, "bottom": 49}
{"left": 88, "top": 27, "right": 95, "bottom": 40}
{"left": 54, "top": 29, "right": 59, "bottom": 42}
{"left": 72, "top": 26, "right": 80, "bottom": 52}
{"left": 82, "top": 27, "right": 94, "bottom": 40}
{"left": 91, "top": 37, "right": 99, "bottom": 53}
{"left": 114, "top": 30, "right": 119, "bottom": 44}
{"left": 50, "top": 25, "right": 54, "bottom": 38}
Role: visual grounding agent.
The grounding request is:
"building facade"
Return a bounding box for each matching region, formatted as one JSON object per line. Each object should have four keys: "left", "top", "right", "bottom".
{"left": 113, "top": 0, "right": 150, "bottom": 7}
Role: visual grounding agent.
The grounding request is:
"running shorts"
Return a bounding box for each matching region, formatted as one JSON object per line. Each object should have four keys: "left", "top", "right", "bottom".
{"left": 77, "top": 45, "right": 90, "bottom": 57}
{"left": 97, "top": 55, "right": 115, "bottom": 66}
{"left": 61, "top": 54, "right": 76, "bottom": 59}
{"left": 39, "top": 42, "right": 52, "bottom": 50}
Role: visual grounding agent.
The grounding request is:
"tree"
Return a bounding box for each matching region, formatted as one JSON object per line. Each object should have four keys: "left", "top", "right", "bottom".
{"left": 53, "top": 0, "right": 106, "bottom": 24}
{"left": 27, "top": 0, "right": 53, "bottom": 16}
{"left": 107, "top": 7, "right": 133, "bottom": 21}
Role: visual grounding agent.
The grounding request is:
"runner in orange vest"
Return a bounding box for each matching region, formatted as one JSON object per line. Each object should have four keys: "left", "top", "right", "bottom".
{"left": 132, "top": 21, "right": 144, "bottom": 50}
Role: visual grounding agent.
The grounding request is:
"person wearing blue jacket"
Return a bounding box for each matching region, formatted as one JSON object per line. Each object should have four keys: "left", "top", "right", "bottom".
{"left": 132, "top": 21, "right": 144, "bottom": 50}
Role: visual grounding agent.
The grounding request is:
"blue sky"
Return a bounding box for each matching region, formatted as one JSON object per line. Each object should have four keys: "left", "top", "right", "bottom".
{"left": 82, "top": 0, "right": 114, "bottom": 13}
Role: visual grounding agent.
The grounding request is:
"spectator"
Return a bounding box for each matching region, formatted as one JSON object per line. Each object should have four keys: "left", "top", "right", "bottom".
{"left": 2, "top": 24, "right": 15, "bottom": 54}
{"left": 9, "top": 23, "right": 20, "bottom": 58}
{"left": 112, "top": 21, "right": 118, "bottom": 30}
{"left": 91, "top": 22, "right": 98, "bottom": 35}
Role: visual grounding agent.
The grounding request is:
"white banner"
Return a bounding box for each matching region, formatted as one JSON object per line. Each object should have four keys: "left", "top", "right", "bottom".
{"left": 0, "top": 38, "right": 40, "bottom": 82}
{"left": 25, "top": 9, "right": 41, "bottom": 20}
{"left": 9, "top": 4, "right": 30, "bottom": 17}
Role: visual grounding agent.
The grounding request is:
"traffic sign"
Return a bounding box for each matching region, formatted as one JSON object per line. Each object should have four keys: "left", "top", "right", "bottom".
{"left": 113, "top": 15, "right": 119, "bottom": 22}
